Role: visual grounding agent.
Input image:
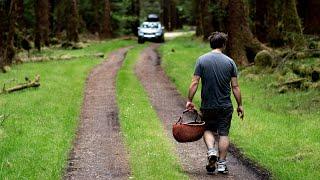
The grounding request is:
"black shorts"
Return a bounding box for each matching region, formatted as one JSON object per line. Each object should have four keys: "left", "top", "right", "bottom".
{"left": 201, "top": 106, "right": 233, "bottom": 136}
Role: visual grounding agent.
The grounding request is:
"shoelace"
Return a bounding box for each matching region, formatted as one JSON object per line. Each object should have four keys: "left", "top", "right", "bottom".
{"left": 217, "top": 161, "right": 227, "bottom": 166}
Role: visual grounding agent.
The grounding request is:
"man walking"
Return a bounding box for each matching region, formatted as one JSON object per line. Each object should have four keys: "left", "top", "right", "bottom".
{"left": 186, "top": 32, "right": 244, "bottom": 174}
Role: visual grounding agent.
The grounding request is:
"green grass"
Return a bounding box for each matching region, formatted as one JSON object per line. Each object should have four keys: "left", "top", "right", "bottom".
{"left": 160, "top": 36, "right": 320, "bottom": 180}
{"left": 19, "top": 39, "right": 135, "bottom": 61}
{"left": 116, "top": 45, "right": 188, "bottom": 180}
{"left": 0, "top": 39, "right": 134, "bottom": 179}
{"left": 160, "top": 36, "right": 205, "bottom": 106}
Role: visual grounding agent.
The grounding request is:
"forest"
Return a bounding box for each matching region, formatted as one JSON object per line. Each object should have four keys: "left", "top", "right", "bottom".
{"left": 1, "top": 0, "right": 319, "bottom": 70}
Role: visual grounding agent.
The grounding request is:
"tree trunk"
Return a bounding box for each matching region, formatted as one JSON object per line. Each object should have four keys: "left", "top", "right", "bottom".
{"left": 305, "top": 0, "right": 320, "bottom": 34}
{"left": 167, "top": 0, "right": 172, "bottom": 31}
{"left": 202, "top": 0, "right": 214, "bottom": 40}
{"left": 55, "top": 0, "right": 65, "bottom": 39}
{"left": 66, "top": 0, "right": 79, "bottom": 42}
{"left": 170, "top": 1, "right": 176, "bottom": 30}
{"left": 34, "top": 1, "right": 41, "bottom": 51}
{"left": 0, "top": 3, "right": 6, "bottom": 71}
{"left": 161, "top": 0, "right": 178, "bottom": 31}
{"left": 195, "top": 0, "right": 203, "bottom": 36}
{"left": 17, "top": 0, "right": 24, "bottom": 27}
{"left": 282, "top": 0, "right": 305, "bottom": 48}
{"left": 15, "top": 0, "right": 25, "bottom": 50}
{"left": 174, "top": 1, "right": 182, "bottom": 29}
{"left": 35, "top": 0, "right": 50, "bottom": 51}
{"left": 297, "top": 0, "right": 320, "bottom": 35}
{"left": 49, "top": 0, "right": 55, "bottom": 37}
{"left": 169, "top": 0, "right": 181, "bottom": 30}
{"left": 7, "top": 0, "right": 17, "bottom": 64}
{"left": 91, "top": 0, "right": 100, "bottom": 34}
{"left": 1, "top": 0, "right": 18, "bottom": 71}
{"left": 161, "top": 0, "right": 169, "bottom": 30}
{"left": 131, "top": 0, "right": 140, "bottom": 36}
{"left": 255, "top": 0, "right": 269, "bottom": 42}
{"left": 255, "top": 0, "right": 283, "bottom": 47}
{"left": 100, "top": 0, "right": 112, "bottom": 39}
{"left": 211, "top": 0, "right": 228, "bottom": 33}
{"left": 226, "top": 0, "right": 266, "bottom": 65}
{"left": 256, "top": 0, "right": 304, "bottom": 47}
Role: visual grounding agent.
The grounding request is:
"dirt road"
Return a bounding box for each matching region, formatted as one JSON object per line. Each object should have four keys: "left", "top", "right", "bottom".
{"left": 135, "top": 44, "right": 261, "bottom": 180}
{"left": 164, "top": 31, "right": 195, "bottom": 40}
{"left": 64, "top": 47, "right": 131, "bottom": 180}
{"left": 64, "top": 44, "right": 269, "bottom": 180}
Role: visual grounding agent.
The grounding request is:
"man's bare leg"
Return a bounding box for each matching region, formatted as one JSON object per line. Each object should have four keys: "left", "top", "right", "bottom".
{"left": 214, "top": 134, "right": 219, "bottom": 150}
{"left": 217, "top": 136, "right": 229, "bottom": 174}
{"left": 204, "top": 130, "right": 218, "bottom": 173}
{"left": 204, "top": 130, "right": 220, "bottom": 150}
{"left": 203, "top": 130, "right": 215, "bottom": 149}
{"left": 218, "top": 136, "right": 229, "bottom": 160}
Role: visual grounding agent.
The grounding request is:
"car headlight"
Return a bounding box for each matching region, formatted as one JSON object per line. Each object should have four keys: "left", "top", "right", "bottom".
{"left": 138, "top": 31, "right": 144, "bottom": 36}
{"left": 155, "top": 32, "right": 161, "bottom": 36}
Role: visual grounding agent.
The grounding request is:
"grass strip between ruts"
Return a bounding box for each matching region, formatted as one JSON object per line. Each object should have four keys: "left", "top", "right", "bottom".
{"left": 159, "top": 36, "right": 320, "bottom": 180}
{"left": 0, "top": 39, "right": 135, "bottom": 179}
{"left": 116, "top": 45, "right": 188, "bottom": 180}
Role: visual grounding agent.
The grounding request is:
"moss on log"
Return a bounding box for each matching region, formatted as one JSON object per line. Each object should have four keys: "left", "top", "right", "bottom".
{"left": 1, "top": 75, "right": 40, "bottom": 94}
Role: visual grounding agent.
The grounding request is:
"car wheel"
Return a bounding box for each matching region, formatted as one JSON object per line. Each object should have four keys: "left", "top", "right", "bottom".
{"left": 138, "top": 37, "right": 144, "bottom": 44}
{"left": 160, "top": 36, "right": 165, "bottom": 43}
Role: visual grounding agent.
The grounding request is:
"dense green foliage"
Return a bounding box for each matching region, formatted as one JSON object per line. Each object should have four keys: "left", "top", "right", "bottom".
{"left": 116, "top": 45, "right": 188, "bottom": 179}
{"left": 0, "top": 39, "right": 134, "bottom": 179}
{"left": 160, "top": 36, "right": 320, "bottom": 179}
{"left": 18, "top": 0, "right": 194, "bottom": 38}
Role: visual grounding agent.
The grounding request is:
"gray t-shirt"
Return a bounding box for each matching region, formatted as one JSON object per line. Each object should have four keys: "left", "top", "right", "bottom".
{"left": 194, "top": 52, "right": 238, "bottom": 109}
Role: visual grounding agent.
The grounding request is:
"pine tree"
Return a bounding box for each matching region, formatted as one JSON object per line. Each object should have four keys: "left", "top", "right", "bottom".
{"left": 298, "top": 0, "right": 320, "bottom": 35}
{"left": 35, "top": 0, "right": 50, "bottom": 51}
{"left": 67, "top": 0, "right": 80, "bottom": 42}
{"left": 0, "top": 0, "right": 18, "bottom": 71}
{"left": 100, "top": 0, "right": 112, "bottom": 38}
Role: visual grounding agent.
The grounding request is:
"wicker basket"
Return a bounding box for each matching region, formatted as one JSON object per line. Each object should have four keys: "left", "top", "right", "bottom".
{"left": 172, "top": 109, "right": 205, "bottom": 143}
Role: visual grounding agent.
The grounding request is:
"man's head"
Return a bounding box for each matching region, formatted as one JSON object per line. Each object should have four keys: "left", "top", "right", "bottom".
{"left": 208, "top": 32, "right": 228, "bottom": 50}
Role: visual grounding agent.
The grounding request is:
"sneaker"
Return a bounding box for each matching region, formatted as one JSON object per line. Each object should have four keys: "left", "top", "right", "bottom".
{"left": 217, "top": 160, "right": 229, "bottom": 174}
{"left": 206, "top": 149, "right": 218, "bottom": 174}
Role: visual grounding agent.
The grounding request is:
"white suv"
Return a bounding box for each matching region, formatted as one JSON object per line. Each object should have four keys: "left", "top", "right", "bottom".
{"left": 138, "top": 21, "right": 165, "bottom": 43}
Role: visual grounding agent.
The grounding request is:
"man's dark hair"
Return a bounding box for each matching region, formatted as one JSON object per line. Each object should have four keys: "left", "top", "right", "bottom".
{"left": 208, "top": 32, "right": 228, "bottom": 49}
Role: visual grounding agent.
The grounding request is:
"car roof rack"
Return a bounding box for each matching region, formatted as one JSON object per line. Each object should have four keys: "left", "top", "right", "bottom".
{"left": 147, "top": 14, "right": 159, "bottom": 22}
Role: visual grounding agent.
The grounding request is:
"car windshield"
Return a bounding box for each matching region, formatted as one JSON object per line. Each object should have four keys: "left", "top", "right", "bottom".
{"left": 142, "top": 23, "right": 159, "bottom": 29}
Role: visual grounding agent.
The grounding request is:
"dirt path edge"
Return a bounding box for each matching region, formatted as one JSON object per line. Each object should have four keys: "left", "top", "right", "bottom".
{"left": 229, "top": 143, "right": 271, "bottom": 180}
{"left": 63, "top": 47, "right": 133, "bottom": 180}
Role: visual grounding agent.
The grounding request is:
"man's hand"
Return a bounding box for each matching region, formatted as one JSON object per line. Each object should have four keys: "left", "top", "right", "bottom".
{"left": 237, "top": 106, "right": 244, "bottom": 120}
{"left": 186, "top": 101, "right": 195, "bottom": 110}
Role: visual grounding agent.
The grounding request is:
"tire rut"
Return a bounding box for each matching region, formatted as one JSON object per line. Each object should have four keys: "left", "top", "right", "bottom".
{"left": 135, "top": 44, "right": 260, "bottom": 180}
{"left": 64, "top": 47, "right": 132, "bottom": 180}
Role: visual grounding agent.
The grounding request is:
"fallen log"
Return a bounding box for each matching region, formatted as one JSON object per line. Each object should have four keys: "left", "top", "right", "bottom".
{"left": 1, "top": 75, "right": 40, "bottom": 94}
{"left": 280, "top": 78, "right": 306, "bottom": 88}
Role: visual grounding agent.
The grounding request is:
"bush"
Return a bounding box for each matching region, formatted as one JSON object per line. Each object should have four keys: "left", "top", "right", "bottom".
{"left": 254, "top": 50, "right": 274, "bottom": 67}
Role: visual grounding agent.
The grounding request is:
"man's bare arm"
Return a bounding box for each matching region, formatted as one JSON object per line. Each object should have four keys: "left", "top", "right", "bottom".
{"left": 188, "top": 75, "right": 200, "bottom": 101}
{"left": 186, "top": 75, "right": 200, "bottom": 109}
{"left": 231, "top": 77, "right": 244, "bottom": 119}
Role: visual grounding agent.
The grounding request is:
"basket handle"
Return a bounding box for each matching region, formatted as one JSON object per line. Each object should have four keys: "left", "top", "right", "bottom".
{"left": 176, "top": 109, "right": 199, "bottom": 124}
